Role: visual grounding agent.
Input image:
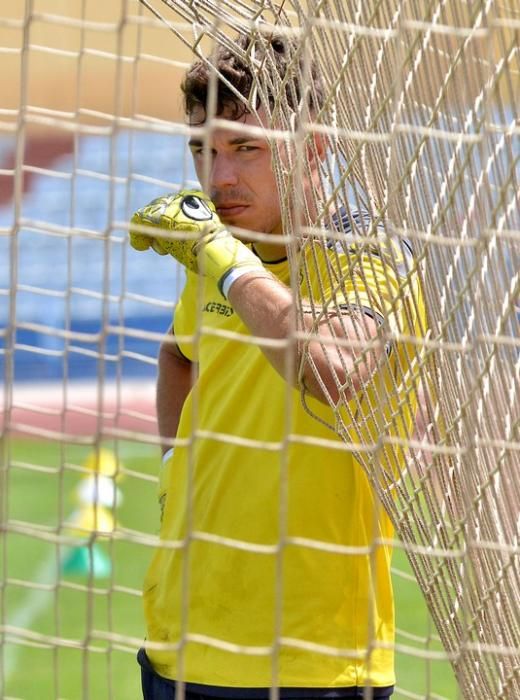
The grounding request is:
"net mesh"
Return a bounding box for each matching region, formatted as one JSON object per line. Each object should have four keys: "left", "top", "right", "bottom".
{"left": 139, "top": 1, "right": 520, "bottom": 697}
{"left": 0, "top": 1, "right": 518, "bottom": 698}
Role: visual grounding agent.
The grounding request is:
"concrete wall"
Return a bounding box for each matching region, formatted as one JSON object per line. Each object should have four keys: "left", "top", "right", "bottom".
{"left": 1, "top": 1, "right": 516, "bottom": 136}
{"left": 1, "top": 0, "right": 196, "bottom": 134}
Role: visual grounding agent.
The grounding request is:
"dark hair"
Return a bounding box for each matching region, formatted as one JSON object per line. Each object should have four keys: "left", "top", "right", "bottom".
{"left": 181, "top": 31, "right": 324, "bottom": 124}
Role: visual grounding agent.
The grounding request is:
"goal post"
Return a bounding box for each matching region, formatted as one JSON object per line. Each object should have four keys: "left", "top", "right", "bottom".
{"left": 1, "top": 1, "right": 519, "bottom": 699}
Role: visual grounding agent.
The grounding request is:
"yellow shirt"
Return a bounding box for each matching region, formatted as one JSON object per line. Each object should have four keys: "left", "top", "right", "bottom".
{"left": 143, "top": 217, "right": 425, "bottom": 690}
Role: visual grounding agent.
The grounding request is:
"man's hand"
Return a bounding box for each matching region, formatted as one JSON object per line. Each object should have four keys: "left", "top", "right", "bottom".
{"left": 129, "top": 190, "right": 219, "bottom": 270}
{"left": 129, "top": 190, "right": 264, "bottom": 298}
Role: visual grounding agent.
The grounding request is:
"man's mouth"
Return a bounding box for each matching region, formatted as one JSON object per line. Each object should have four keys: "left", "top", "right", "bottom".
{"left": 216, "top": 204, "right": 248, "bottom": 217}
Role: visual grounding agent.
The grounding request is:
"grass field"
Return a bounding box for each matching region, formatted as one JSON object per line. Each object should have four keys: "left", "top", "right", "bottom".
{"left": 1, "top": 437, "right": 458, "bottom": 700}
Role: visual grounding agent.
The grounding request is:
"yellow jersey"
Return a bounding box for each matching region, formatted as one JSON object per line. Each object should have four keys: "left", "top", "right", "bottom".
{"left": 143, "top": 212, "right": 425, "bottom": 691}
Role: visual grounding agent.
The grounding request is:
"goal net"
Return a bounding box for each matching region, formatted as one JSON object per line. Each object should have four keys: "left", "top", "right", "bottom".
{"left": 1, "top": 1, "right": 518, "bottom": 698}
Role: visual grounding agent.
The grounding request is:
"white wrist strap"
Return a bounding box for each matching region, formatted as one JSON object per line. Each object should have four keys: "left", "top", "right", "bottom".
{"left": 162, "top": 447, "right": 174, "bottom": 464}
{"left": 220, "top": 264, "right": 261, "bottom": 299}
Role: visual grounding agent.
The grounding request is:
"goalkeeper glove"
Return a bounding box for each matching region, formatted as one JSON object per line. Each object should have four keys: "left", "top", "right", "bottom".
{"left": 129, "top": 190, "right": 264, "bottom": 299}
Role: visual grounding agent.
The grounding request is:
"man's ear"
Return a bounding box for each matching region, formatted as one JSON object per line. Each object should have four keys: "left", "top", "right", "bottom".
{"left": 306, "top": 131, "right": 328, "bottom": 168}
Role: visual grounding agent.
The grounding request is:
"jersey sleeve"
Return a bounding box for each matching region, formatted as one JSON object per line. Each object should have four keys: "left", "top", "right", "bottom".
{"left": 345, "top": 233, "right": 420, "bottom": 339}
{"left": 308, "top": 218, "right": 423, "bottom": 343}
{"left": 305, "top": 218, "right": 427, "bottom": 488}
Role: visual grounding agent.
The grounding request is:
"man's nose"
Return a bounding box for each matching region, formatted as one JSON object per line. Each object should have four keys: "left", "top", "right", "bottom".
{"left": 208, "top": 153, "right": 239, "bottom": 189}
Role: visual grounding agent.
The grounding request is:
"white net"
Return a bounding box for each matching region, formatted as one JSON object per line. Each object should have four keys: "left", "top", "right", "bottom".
{"left": 127, "top": 0, "right": 520, "bottom": 696}
{"left": 1, "top": 1, "right": 519, "bottom": 698}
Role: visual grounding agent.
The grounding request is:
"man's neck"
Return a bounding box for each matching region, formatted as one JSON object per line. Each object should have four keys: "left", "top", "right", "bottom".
{"left": 252, "top": 240, "right": 288, "bottom": 263}
{"left": 252, "top": 193, "right": 322, "bottom": 263}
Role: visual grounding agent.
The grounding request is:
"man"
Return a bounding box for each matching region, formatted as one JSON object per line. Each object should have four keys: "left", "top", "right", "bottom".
{"left": 130, "top": 31, "right": 425, "bottom": 700}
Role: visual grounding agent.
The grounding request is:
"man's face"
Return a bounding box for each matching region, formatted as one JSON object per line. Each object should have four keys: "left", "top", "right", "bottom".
{"left": 188, "top": 106, "right": 283, "bottom": 236}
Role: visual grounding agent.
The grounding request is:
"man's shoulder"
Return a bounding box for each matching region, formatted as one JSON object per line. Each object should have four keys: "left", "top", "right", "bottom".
{"left": 324, "top": 206, "right": 384, "bottom": 258}
{"left": 328, "top": 206, "right": 415, "bottom": 265}
{"left": 330, "top": 206, "right": 379, "bottom": 235}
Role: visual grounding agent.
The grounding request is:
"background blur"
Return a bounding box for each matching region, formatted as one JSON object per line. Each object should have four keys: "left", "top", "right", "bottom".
{"left": 1, "top": 7, "right": 202, "bottom": 699}
{"left": 1, "top": 0, "right": 197, "bottom": 385}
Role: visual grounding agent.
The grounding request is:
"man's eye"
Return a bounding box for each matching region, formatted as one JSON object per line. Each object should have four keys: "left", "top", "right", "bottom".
{"left": 237, "top": 145, "right": 257, "bottom": 152}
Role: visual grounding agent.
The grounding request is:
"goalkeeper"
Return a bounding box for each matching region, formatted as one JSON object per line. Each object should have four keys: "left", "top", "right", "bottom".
{"left": 131, "top": 31, "right": 424, "bottom": 700}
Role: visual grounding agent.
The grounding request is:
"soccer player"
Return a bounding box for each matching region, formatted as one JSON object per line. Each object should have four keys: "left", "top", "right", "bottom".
{"left": 130, "top": 31, "right": 425, "bottom": 700}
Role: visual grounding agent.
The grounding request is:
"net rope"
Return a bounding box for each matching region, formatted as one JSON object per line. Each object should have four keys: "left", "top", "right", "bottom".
{"left": 140, "top": 1, "right": 519, "bottom": 697}
{"left": 1, "top": 1, "right": 518, "bottom": 697}
{"left": 1, "top": 5, "right": 176, "bottom": 698}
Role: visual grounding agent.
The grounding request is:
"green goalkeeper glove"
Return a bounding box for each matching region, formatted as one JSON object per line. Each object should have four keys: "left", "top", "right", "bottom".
{"left": 129, "top": 190, "right": 264, "bottom": 298}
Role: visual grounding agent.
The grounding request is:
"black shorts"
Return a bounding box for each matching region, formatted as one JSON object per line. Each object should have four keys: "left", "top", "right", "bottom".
{"left": 138, "top": 649, "right": 394, "bottom": 700}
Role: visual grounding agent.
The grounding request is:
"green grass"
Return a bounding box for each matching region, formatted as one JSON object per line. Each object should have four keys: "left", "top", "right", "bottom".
{"left": 1, "top": 438, "right": 458, "bottom": 699}
{"left": 1, "top": 437, "right": 159, "bottom": 700}
{"left": 393, "top": 549, "right": 458, "bottom": 699}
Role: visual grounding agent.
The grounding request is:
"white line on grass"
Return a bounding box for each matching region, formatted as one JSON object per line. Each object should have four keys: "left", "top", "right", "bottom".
{"left": 3, "top": 550, "right": 65, "bottom": 683}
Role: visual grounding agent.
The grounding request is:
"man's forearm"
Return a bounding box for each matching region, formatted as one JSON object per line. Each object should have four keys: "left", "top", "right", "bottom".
{"left": 227, "top": 271, "right": 382, "bottom": 405}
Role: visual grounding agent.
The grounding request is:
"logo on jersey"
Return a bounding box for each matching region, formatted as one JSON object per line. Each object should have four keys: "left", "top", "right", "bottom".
{"left": 203, "top": 301, "right": 234, "bottom": 317}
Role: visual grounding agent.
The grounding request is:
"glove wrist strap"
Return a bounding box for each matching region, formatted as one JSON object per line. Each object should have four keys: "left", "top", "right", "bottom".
{"left": 219, "top": 264, "right": 263, "bottom": 300}
{"left": 162, "top": 447, "right": 174, "bottom": 464}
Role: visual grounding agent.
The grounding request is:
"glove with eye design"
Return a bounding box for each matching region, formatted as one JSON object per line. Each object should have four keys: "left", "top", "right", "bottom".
{"left": 129, "top": 190, "right": 263, "bottom": 298}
